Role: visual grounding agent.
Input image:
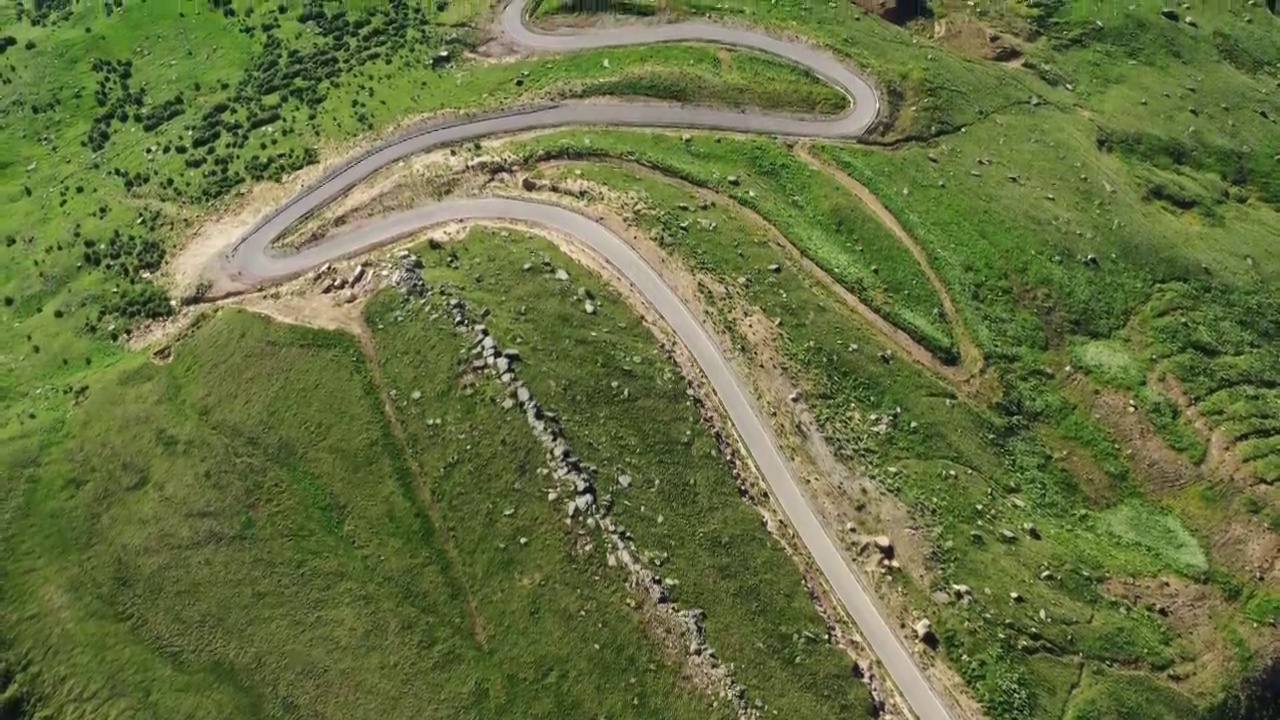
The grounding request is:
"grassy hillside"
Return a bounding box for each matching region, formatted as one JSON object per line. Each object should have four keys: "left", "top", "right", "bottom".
{"left": 1, "top": 271, "right": 879, "bottom": 718}
{"left": 2, "top": 0, "right": 1277, "bottom": 719}
{"left": 0, "top": 0, "right": 844, "bottom": 410}
{"left": 370, "top": 228, "right": 875, "bottom": 718}
{"left": 505, "top": 137, "right": 1275, "bottom": 717}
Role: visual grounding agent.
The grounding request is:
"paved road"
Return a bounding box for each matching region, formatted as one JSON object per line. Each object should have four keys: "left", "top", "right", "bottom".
{"left": 214, "top": 4, "right": 951, "bottom": 719}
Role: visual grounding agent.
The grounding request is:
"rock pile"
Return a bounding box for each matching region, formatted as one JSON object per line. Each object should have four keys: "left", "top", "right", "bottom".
{"left": 440, "top": 290, "right": 765, "bottom": 720}
{"left": 391, "top": 250, "right": 428, "bottom": 297}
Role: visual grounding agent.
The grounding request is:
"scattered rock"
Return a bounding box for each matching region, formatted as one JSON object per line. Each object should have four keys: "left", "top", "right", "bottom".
{"left": 583, "top": 300, "right": 597, "bottom": 315}
{"left": 914, "top": 618, "right": 935, "bottom": 643}
{"left": 872, "top": 535, "right": 894, "bottom": 557}
{"left": 617, "top": 473, "right": 632, "bottom": 489}
{"left": 1010, "top": 591, "right": 1024, "bottom": 603}
{"left": 554, "top": 268, "right": 570, "bottom": 282}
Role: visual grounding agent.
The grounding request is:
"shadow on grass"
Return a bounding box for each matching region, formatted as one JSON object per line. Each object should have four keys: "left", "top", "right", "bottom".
{"left": 1203, "top": 654, "right": 1280, "bottom": 720}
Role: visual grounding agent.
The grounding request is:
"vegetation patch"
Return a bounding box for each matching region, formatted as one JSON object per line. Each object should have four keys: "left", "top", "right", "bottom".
{"left": 517, "top": 155, "right": 1267, "bottom": 719}
{"left": 515, "top": 132, "right": 961, "bottom": 362}
{"left": 1100, "top": 500, "right": 1209, "bottom": 578}
{"left": 369, "top": 227, "right": 876, "bottom": 718}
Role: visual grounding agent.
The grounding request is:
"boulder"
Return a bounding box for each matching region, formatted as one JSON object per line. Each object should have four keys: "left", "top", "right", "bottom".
{"left": 872, "top": 535, "right": 894, "bottom": 556}
{"left": 914, "top": 618, "right": 935, "bottom": 643}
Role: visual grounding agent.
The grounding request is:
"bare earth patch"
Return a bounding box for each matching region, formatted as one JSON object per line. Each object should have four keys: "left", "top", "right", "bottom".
{"left": 1101, "top": 575, "right": 1276, "bottom": 697}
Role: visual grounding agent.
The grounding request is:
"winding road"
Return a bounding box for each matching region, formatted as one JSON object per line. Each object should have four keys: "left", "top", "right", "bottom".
{"left": 212, "top": 3, "right": 953, "bottom": 718}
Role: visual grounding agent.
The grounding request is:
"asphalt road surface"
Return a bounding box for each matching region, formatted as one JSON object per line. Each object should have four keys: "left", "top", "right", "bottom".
{"left": 213, "top": 3, "right": 953, "bottom": 718}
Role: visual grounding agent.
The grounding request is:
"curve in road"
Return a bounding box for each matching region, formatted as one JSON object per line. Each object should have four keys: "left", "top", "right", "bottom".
{"left": 212, "top": 4, "right": 952, "bottom": 719}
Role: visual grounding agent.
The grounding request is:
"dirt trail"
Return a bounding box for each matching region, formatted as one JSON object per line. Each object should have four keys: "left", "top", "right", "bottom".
{"left": 795, "top": 144, "right": 983, "bottom": 379}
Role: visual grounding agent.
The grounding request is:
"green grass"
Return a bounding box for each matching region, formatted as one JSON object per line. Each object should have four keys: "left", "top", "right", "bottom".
{"left": 373, "top": 227, "right": 874, "bottom": 717}
{"left": 4, "top": 0, "right": 1278, "bottom": 718}
{"left": 2, "top": 311, "right": 484, "bottom": 718}
{"left": 0, "top": 0, "right": 844, "bottom": 408}
{"left": 516, "top": 131, "right": 961, "bottom": 361}
{"left": 2, "top": 306, "right": 784, "bottom": 719}
{"left": 1065, "top": 663, "right": 1198, "bottom": 720}
{"left": 508, "top": 153, "right": 1257, "bottom": 719}
{"left": 531, "top": 0, "right": 1040, "bottom": 139}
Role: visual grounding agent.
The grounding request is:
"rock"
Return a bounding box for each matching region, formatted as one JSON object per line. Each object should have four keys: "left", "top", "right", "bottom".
{"left": 521, "top": 176, "right": 541, "bottom": 191}
{"left": 951, "top": 584, "right": 973, "bottom": 600}
{"left": 410, "top": 390, "right": 422, "bottom": 401}
{"left": 516, "top": 386, "right": 532, "bottom": 404}
{"left": 1010, "top": 591, "right": 1024, "bottom": 603}
{"left": 1183, "top": 14, "right": 1197, "bottom": 26}
{"left": 1083, "top": 253, "right": 1100, "bottom": 267}
{"left": 1023, "top": 523, "right": 1041, "bottom": 540}
{"left": 522, "top": 262, "right": 533, "bottom": 271}
{"left": 766, "top": 263, "right": 782, "bottom": 273}
{"left": 872, "top": 535, "right": 894, "bottom": 556}
{"left": 617, "top": 474, "right": 632, "bottom": 489}
{"left": 349, "top": 264, "right": 367, "bottom": 286}
{"left": 726, "top": 175, "right": 740, "bottom": 186}
{"left": 1159, "top": 7, "right": 1179, "bottom": 20}
{"left": 554, "top": 268, "right": 569, "bottom": 282}
{"left": 914, "top": 618, "right": 935, "bottom": 643}
{"left": 1001, "top": 529, "right": 1018, "bottom": 543}
{"left": 583, "top": 300, "right": 597, "bottom": 315}
{"left": 681, "top": 133, "right": 692, "bottom": 142}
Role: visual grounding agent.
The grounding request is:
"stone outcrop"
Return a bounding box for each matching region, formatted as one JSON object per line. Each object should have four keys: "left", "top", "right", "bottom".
{"left": 440, "top": 289, "right": 765, "bottom": 720}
